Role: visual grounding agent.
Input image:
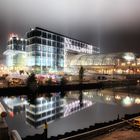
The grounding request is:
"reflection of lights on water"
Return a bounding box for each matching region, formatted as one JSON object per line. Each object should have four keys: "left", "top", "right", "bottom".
{"left": 83, "top": 92, "right": 88, "bottom": 95}
{"left": 122, "top": 96, "right": 133, "bottom": 107}
{"left": 105, "top": 96, "right": 111, "bottom": 101}
{"left": 21, "top": 98, "right": 24, "bottom": 101}
{"left": 9, "top": 111, "right": 14, "bottom": 118}
{"left": 98, "top": 93, "right": 103, "bottom": 97}
{"left": 115, "top": 95, "right": 121, "bottom": 100}
{"left": 88, "top": 95, "right": 93, "bottom": 98}
{"left": 135, "top": 98, "right": 140, "bottom": 104}
{"left": 64, "top": 100, "right": 93, "bottom": 117}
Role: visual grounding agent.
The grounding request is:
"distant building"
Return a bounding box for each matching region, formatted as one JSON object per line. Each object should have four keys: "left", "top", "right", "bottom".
{"left": 3, "top": 34, "right": 27, "bottom": 71}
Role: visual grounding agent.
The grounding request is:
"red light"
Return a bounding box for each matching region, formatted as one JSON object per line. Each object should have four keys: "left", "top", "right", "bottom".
{"left": 9, "top": 111, "right": 14, "bottom": 118}
{"left": 1, "top": 112, "right": 7, "bottom": 118}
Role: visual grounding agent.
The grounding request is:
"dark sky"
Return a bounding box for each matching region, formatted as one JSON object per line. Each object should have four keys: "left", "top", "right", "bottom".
{"left": 0, "top": 0, "right": 140, "bottom": 57}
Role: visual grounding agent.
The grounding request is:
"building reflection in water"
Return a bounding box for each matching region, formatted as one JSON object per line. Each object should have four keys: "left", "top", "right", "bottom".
{"left": 25, "top": 94, "right": 64, "bottom": 128}
{"left": 3, "top": 97, "right": 27, "bottom": 115}
{"left": 2, "top": 89, "right": 140, "bottom": 128}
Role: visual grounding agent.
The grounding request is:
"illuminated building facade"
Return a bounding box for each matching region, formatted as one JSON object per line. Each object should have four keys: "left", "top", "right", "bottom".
{"left": 26, "top": 27, "right": 100, "bottom": 73}
{"left": 67, "top": 52, "right": 140, "bottom": 74}
{"left": 25, "top": 95, "right": 64, "bottom": 128}
{"left": 4, "top": 28, "right": 100, "bottom": 73}
{"left": 3, "top": 34, "right": 27, "bottom": 71}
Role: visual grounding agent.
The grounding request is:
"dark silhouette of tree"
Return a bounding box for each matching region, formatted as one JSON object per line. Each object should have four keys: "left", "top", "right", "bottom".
{"left": 26, "top": 72, "right": 38, "bottom": 93}
{"left": 47, "top": 92, "right": 52, "bottom": 101}
{"left": 60, "top": 90, "right": 66, "bottom": 98}
{"left": 46, "top": 77, "right": 52, "bottom": 85}
{"left": 27, "top": 93, "right": 37, "bottom": 105}
{"left": 60, "top": 77, "right": 67, "bottom": 98}
{"left": 60, "top": 76, "right": 67, "bottom": 86}
{"left": 79, "top": 66, "right": 84, "bottom": 83}
{"left": 19, "top": 70, "right": 24, "bottom": 75}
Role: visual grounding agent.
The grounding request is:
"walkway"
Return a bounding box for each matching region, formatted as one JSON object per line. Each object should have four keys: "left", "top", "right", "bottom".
{"left": 90, "top": 127, "right": 140, "bottom": 140}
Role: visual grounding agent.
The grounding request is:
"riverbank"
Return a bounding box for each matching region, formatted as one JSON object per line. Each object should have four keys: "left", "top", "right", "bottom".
{"left": 0, "top": 79, "right": 137, "bottom": 97}
{"left": 91, "top": 126, "right": 140, "bottom": 140}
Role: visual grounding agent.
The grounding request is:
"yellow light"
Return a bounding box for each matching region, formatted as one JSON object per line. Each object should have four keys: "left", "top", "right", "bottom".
{"left": 135, "top": 98, "right": 140, "bottom": 104}
{"left": 121, "top": 63, "right": 125, "bottom": 66}
{"left": 105, "top": 96, "right": 111, "bottom": 101}
{"left": 132, "top": 63, "right": 136, "bottom": 66}
{"left": 115, "top": 95, "right": 121, "bottom": 100}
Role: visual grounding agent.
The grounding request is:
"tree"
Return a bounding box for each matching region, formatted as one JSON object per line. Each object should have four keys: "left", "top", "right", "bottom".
{"left": 60, "top": 76, "right": 67, "bottom": 86}
{"left": 46, "top": 77, "right": 53, "bottom": 85}
{"left": 26, "top": 72, "right": 38, "bottom": 93}
{"left": 79, "top": 66, "right": 84, "bottom": 82}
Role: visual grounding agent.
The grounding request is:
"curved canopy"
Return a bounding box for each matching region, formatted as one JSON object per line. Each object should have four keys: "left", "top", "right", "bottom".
{"left": 68, "top": 52, "right": 136, "bottom": 66}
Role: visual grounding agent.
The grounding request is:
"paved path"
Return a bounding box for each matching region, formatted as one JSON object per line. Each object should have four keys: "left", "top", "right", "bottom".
{"left": 89, "top": 126, "right": 140, "bottom": 140}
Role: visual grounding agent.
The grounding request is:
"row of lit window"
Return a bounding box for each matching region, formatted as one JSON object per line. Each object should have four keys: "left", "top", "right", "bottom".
{"left": 26, "top": 107, "right": 63, "bottom": 119}
{"left": 27, "top": 30, "right": 64, "bottom": 42}
{"left": 27, "top": 45, "right": 64, "bottom": 53}
{"left": 27, "top": 60, "right": 64, "bottom": 67}
{"left": 8, "top": 38, "right": 26, "bottom": 45}
{"left": 26, "top": 103, "right": 63, "bottom": 114}
{"left": 27, "top": 37, "right": 65, "bottom": 48}
{"left": 27, "top": 29, "right": 94, "bottom": 48}
{"left": 26, "top": 112, "right": 63, "bottom": 126}
{"left": 7, "top": 45, "right": 26, "bottom": 51}
{"left": 28, "top": 53, "right": 63, "bottom": 59}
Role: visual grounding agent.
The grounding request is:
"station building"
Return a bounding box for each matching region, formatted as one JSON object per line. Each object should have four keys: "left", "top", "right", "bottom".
{"left": 26, "top": 27, "right": 100, "bottom": 73}
{"left": 4, "top": 28, "right": 140, "bottom": 75}
{"left": 67, "top": 52, "right": 140, "bottom": 75}
{"left": 3, "top": 27, "right": 100, "bottom": 74}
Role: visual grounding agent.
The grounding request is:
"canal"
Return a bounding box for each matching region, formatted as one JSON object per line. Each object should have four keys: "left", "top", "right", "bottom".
{"left": 1, "top": 87, "right": 140, "bottom": 138}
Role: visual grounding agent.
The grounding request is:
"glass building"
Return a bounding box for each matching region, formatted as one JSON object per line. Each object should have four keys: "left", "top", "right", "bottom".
{"left": 3, "top": 34, "right": 27, "bottom": 71}
{"left": 26, "top": 27, "right": 100, "bottom": 73}
{"left": 3, "top": 28, "right": 100, "bottom": 73}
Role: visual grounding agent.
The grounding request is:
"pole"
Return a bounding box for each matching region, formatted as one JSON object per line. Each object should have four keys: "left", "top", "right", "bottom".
{"left": 43, "top": 122, "right": 48, "bottom": 140}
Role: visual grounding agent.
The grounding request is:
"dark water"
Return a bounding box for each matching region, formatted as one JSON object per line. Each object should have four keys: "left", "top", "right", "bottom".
{"left": 1, "top": 88, "right": 140, "bottom": 138}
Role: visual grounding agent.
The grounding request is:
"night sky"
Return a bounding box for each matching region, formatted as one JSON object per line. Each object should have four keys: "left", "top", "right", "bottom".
{"left": 0, "top": 0, "right": 140, "bottom": 57}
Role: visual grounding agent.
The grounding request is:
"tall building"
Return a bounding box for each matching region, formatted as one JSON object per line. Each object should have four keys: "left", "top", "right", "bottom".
{"left": 3, "top": 34, "right": 27, "bottom": 71}
{"left": 26, "top": 27, "right": 100, "bottom": 73}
